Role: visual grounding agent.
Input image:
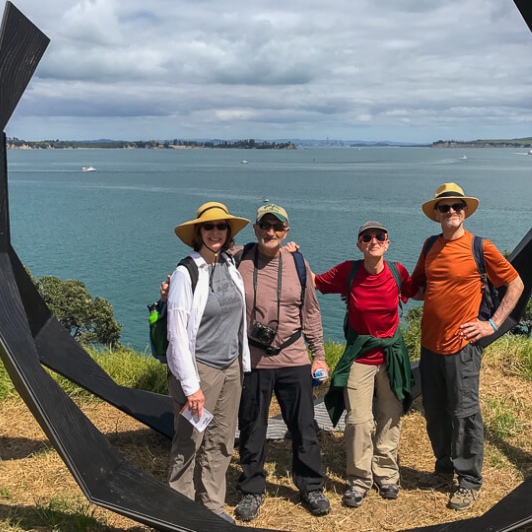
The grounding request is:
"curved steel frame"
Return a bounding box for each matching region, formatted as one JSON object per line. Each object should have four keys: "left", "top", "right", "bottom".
{"left": 0, "top": 2, "right": 530, "bottom": 531}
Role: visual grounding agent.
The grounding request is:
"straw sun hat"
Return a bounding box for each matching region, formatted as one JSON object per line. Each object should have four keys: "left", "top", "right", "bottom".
{"left": 174, "top": 202, "right": 249, "bottom": 247}
{"left": 422, "top": 182, "right": 479, "bottom": 222}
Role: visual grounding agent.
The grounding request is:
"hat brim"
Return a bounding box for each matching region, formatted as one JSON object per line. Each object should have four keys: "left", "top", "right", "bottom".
{"left": 422, "top": 196, "right": 479, "bottom": 222}
{"left": 174, "top": 215, "right": 249, "bottom": 247}
{"left": 256, "top": 212, "right": 287, "bottom": 223}
{"left": 358, "top": 224, "right": 388, "bottom": 236}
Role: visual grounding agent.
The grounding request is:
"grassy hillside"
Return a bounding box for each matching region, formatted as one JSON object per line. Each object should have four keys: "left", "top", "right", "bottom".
{"left": 0, "top": 337, "right": 531, "bottom": 531}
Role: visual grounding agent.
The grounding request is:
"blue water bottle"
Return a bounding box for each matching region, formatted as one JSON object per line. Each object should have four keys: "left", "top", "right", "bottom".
{"left": 312, "top": 368, "right": 328, "bottom": 387}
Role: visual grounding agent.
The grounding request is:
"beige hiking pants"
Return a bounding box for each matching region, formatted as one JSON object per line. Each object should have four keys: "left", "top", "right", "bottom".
{"left": 343, "top": 361, "right": 403, "bottom": 492}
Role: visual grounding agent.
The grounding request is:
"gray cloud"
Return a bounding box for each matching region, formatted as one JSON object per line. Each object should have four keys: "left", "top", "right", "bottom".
{"left": 5, "top": 0, "right": 532, "bottom": 142}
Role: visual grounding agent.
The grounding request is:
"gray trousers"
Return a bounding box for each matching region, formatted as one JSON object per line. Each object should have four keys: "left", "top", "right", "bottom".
{"left": 168, "top": 358, "right": 242, "bottom": 515}
{"left": 419, "top": 344, "right": 484, "bottom": 490}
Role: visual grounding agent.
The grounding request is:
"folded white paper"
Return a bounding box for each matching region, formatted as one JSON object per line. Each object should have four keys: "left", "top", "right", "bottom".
{"left": 180, "top": 405, "right": 213, "bottom": 432}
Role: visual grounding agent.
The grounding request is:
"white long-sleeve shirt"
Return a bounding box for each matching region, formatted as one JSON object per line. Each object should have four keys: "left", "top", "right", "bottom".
{"left": 166, "top": 251, "right": 251, "bottom": 396}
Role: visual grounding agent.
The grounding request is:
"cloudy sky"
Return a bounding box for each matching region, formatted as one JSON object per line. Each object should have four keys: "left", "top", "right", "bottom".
{"left": 4, "top": 0, "right": 532, "bottom": 143}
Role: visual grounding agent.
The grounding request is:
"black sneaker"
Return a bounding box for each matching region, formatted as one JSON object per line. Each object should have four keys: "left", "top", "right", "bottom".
{"left": 300, "top": 490, "right": 331, "bottom": 516}
{"left": 342, "top": 487, "right": 366, "bottom": 508}
{"left": 379, "top": 484, "right": 399, "bottom": 500}
{"left": 235, "top": 492, "right": 265, "bottom": 522}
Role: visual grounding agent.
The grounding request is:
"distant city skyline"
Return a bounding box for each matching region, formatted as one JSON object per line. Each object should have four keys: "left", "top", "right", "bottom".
{"left": 4, "top": 0, "right": 532, "bottom": 143}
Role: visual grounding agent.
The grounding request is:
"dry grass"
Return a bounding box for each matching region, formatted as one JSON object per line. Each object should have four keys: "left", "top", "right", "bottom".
{"left": 1, "top": 357, "right": 531, "bottom": 532}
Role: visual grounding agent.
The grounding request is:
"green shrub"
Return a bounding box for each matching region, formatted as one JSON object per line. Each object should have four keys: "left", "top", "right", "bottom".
{"left": 484, "top": 334, "right": 532, "bottom": 380}
{"left": 324, "top": 341, "right": 346, "bottom": 372}
{"left": 401, "top": 306, "right": 422, "bottom": 361}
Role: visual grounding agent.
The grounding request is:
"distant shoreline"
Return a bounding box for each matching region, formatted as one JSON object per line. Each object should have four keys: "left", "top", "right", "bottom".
{"left": 432, "top": 140, "right": 532, "bottom": 149}
{"left": 6, "top": 139, "right": 297, "bottom": 150}
{"left": 6, "top": 138, "right": 532, "bottom": 150}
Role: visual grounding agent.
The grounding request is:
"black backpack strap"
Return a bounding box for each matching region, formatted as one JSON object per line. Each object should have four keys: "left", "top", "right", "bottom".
{"left": 177, "top": 256, "right": 199, "bottom": 292}
{"left": 232, "top": 242, "right": 255, "bottom": 267}
{"left": 472, "top": 235, "right": 485, "bottom": 277}
{"left": 291, "top": 250, "right": 307, "bottom": 304}
{"left": 423, "top": 234, "right": 442, "bottom": 257}
{"left": 473, "top": 235, "right": 496, "bottom": 312}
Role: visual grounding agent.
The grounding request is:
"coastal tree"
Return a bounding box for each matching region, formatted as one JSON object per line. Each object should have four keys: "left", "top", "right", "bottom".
{"left": 28, "top": 269, "right": 122, "bottom": 349}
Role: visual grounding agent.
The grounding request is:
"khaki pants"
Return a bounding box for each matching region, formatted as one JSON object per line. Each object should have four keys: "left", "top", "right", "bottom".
{"left": 343, "top": 362, "right": 403, "bottom": 491}
{"left": 168, "top": 358, "right": 242, "bottom": 515}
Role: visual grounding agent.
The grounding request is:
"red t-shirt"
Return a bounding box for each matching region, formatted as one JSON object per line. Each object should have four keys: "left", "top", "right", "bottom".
{"left": 315, "top": 261, "right": 416, "bottom": 364}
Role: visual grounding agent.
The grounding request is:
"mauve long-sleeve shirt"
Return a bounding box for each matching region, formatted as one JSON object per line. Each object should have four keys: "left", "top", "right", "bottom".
{"left": 233, "top": 245, "right": 326, "bottom": 369}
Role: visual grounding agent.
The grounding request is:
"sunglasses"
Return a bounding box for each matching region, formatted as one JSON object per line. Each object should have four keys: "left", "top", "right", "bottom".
{"left": 202, "top": 222, "right": 228, "bottom": 231}
{"left": 435, "top": 203, "right": 466, "bottom": 214}
{"left": 259, "top": 221, "right": 286, "bottom": 232}
{"left": 360, "top": 233, "right": 386, "bottom": 243}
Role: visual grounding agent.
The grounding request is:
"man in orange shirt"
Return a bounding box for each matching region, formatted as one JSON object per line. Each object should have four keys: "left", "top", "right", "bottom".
{"left": 411, "top": 182, "right": 523, "bottom": 511}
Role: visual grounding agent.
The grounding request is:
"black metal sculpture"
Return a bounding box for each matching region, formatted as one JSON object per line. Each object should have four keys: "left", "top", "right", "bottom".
{"left": 0, "top": 1, "right": 530, "bottom": 531}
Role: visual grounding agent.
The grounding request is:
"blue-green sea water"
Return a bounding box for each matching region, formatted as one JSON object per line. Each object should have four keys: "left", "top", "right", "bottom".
{"left": 6, "top": 147, "right": 532, "bottom": 352}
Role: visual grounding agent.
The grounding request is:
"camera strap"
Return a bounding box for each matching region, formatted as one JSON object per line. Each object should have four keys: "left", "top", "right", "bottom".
{"left": 251, "top": 246, "right": 282, "bottom": 330}
{"left": 248, "top": 329, "right": 302, "bottom": 355}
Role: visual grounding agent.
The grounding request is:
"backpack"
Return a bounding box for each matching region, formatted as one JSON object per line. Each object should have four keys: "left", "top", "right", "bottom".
{"left": 423, "top": 234, "right": 500, "bottom": 321}
{"left": 343, "top": 260, "right": 403, "bottom": 338}
{"left": 148, "top": 244, "right": 307, "bottom": 363}
{"left": 148, "top": 256, "right": 198, "bottom": 363}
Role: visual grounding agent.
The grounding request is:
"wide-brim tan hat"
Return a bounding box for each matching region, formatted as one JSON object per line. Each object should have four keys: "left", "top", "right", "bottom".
{"left": 174, "top": 202, "right": 250, "bottom": 247}
{"left": 422, "top": 182, "right": 479, "bottom": 222}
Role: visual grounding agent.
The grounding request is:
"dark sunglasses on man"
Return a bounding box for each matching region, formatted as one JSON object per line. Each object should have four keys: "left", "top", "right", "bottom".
{"left": 435, "top": 203, "right": 466, "bottom": 214}
{"left": 258, "top": 221, "right": 286, "bottom": 232}
{"left": 360, "top": 233, "right": 387, "bottom": 243}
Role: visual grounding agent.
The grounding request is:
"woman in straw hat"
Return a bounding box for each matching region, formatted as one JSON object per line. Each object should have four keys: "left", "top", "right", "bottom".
{"left": 167, "top": 202, "right": 250, "bottom": 523}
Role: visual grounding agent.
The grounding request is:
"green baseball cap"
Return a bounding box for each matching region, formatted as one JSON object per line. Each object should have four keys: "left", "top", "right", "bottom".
{"left": 256, "top": 204, "right": 288, "bottom": 223}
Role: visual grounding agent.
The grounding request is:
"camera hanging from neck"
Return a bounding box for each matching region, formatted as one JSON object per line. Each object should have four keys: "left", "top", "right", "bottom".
{"left": 248, "top": 247, "right": 302, "bottom": 355}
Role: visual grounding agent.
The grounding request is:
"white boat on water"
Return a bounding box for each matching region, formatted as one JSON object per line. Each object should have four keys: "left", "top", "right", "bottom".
{"left": 241, "top": 160, "right": 249, "bottom": 164}
{"left": 528, "top": 149, "right": 532, "bottom": 155}
{"left": 460, "top": 155, "right": 467, "bottom": 160}
{"left": 82, "top": 166, "right": 96, "bottom": 172}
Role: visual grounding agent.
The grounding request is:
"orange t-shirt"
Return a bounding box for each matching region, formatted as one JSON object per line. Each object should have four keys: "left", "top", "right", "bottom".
{"left": 411, "top": 230, "right": 519, "bottom": 355}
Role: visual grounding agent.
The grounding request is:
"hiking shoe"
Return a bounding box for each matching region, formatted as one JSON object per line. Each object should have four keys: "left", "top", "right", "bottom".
{"left": 235, "top": 492, "right": 265, "bottom": 522}
{"left": 449, "top": 487, "right": 479, "bottom": 511}
{"left": 379, "top": 483, "right": 399, "bottom": 500}
{"left": 219, "top": 512, "right": 235, "bottom": 524}
{"left": 342, "top": 487, "right": 366, "bottom": 508}
{"left": 300, "top": 490, "right": 331, "bottom": 516}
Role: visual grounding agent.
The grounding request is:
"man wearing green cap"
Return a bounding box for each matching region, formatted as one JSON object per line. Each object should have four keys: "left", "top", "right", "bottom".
{"left": 234, "top": 204, "right": 330, "bottom": 521}
{"left": 412, "top": 182, "right": 523, "bottom": 511}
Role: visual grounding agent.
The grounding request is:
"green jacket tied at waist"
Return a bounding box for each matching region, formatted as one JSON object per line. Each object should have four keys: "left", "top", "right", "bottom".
{"left": 324, "top": 327, "right": 414, "bottom": 427}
